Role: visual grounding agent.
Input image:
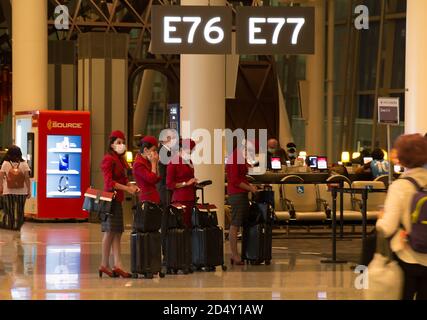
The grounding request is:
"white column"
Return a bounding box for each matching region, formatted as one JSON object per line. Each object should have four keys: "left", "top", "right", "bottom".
{"left": 181, "top": 0, "right": 226, "bottom": 227}
{"left": 305, "top": 0, "right": 325, "bottom": 155}
{"left": 134, "top": 70, "right": 156, "bottom": 135}
{"left": 405, "top": 0, "right": 427, "bottom": 135}
{"left": 12, "top": 0, "right": 48, "bottom": 112}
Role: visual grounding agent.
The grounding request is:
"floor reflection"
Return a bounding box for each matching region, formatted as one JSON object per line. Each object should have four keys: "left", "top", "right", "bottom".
{"left": 0, "top": 223, "right": 364, "bottom": 300}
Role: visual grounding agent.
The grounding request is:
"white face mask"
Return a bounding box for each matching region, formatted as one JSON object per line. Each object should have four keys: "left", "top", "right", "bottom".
{"left": 113, "top": 144, "right": 126, "bottom": 155}
{"left": 169, "top": 138, "right": 178, "bottom": 149}
{"left": 182, "top": 152, "right": 191, "bottom": 161}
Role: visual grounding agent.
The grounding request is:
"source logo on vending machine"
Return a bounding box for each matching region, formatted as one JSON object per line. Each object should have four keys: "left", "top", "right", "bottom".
{"left": 47, "top": 119, "right": 83, "bottom": 130}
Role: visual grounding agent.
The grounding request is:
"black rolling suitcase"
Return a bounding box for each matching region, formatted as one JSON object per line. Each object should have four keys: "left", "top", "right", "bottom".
{"left": 132, "top": 201, "right": 162, "bottom": 233}
{"left": 192, "top": 226, "right": 227, "bottom": 271}
{"left": 242, "top": 223, "right": 272, "bottom": 265}
{"left": 130, "top": 231, "right": 165, "bottom": 279}
{"left": 165, "top": 228, "right": 193, "bottom": 274}
{"left": 191, "top": 181, "right": 227, "bottom": 272}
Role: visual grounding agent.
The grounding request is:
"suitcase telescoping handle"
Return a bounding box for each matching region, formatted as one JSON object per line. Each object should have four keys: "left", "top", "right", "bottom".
{"left": 195, "top": 180, "right": 212, "bottom": 205}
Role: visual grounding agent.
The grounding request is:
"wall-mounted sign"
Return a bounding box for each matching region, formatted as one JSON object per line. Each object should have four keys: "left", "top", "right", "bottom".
{"left": 378, "top": 97, "right": 400, "bottom": 125}
{"left": 236, "top": 6, "right": 315, "bottom": 55}
{"left": 150, "top": 5, "right": 315, "bottom": 55}
{"left": 151, "top": 6, "right": 232, "bottom": 54}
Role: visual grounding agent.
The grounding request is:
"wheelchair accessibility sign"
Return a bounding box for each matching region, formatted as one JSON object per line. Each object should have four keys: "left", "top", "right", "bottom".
{"left": 297, "top": 186, "right": 305, "bottom": 194}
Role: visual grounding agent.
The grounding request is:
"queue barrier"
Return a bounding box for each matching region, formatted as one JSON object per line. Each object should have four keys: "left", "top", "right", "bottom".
{"left": 320, "top": 184, "right": 388, "bottom": 264}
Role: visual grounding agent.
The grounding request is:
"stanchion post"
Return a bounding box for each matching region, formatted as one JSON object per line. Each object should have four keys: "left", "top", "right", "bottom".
{"left": 362, "top": 188, "right": 368, "bottom": 240}
{"left": 321, "top": 186, "right": 347, "bottom": 264}
{"left": 339, "top": 180, "right": 344, "bottom": 238}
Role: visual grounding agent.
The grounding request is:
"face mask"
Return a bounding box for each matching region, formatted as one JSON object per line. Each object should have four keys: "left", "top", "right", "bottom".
{"left": 288, "top": 153, "right": 296, "bottom": 158}
{"left": 169, "top": 138, "right": 178, "bottom": 149}
{"left": 114, "top": 144, "right": 126, "bottom": 155}
{"left": 268, "top": 148, "right": 276, "bottom": 154}
{"left": 182, "top": 152, "right": 191, "bottom": 161}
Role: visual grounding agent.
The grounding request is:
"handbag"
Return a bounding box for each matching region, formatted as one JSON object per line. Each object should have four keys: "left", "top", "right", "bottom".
{"left": 192, "top": 204, "right": 218, "bottom": 228}
{"left": 360, "top": 230, "right": 377, "bottom": 266}
{"left": 82, "top": 188, "right": 115, "bottom": 222}
{"left": 363, "top": 229, "right": 404, "bottom": 300}
{"left": 132, "top": 201, "right": 163, "bottom": 232}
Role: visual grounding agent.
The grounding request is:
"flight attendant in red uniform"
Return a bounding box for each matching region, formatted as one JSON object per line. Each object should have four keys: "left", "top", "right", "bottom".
{"left": 133, "top": 136, "right": 161, "bottom": 204}
{"left": 166, "top": 139, "right": 198, "bottom": 228}
{"left": 99, "top": 130, "right": 139, "bottom": 278}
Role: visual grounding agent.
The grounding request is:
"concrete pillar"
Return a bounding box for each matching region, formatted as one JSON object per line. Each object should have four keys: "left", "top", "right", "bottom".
{"left": 181, "top": 0, "right": 226, "bottom": 227}
{"left": 305, "top": 0, "right": 325, "bottom": 155}
{"left": 11, "top": 0, "right": 48, "bottom": 112}
{"left": 133, "top": 70, "right": 156, "bottom": 136}
{"left": 326, "top": 0, "right": 334, "bottom": 162}
{"left": 405, "top": 0, "right": 427, "bottom": 135}
{"left": 78, "top": 33, "right": 129, "bottom": 188}
{"left": 48, "top": 40, "right": 76, "bottom": 111}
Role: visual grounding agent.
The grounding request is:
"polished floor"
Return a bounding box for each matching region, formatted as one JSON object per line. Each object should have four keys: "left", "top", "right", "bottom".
{"left": 0, "top": 223, "right": 367, "bottom": 300}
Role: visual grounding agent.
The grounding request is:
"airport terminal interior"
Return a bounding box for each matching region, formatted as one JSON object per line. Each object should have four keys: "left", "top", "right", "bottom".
{"left": 1, "top": 0, "right": 427, "bottom": 301}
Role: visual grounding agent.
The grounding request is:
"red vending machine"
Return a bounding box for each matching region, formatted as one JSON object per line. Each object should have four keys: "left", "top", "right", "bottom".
{"left": 13, "top": 110, "right": 91, "bottom": 220}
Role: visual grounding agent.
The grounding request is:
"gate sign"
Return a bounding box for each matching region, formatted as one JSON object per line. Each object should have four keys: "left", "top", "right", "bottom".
{"left": 236, "top": 6, "right": 315, "bottom": 55}
{"left": 151, "top": 6, "right": 232, "bottom": 54}
{"left": 151, "top": 5, "right": 315, "bottom": 55}
{"left": 378, "top": 97, "right": 400, "bottom": 125}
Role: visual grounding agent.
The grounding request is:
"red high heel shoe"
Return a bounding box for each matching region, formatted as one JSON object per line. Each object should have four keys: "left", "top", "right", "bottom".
{"left": 230, "top": 258, "right": 245, "bottom": 266}
{"left": 112, "top": 267, "right": 132, "bottom": 278}
{"left": 98, "top": 266, "right": 117, "bottom": 278}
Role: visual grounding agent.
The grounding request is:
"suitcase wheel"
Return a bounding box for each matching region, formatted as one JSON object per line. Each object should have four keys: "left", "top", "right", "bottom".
{"left": 265, "top": 260, "right": 271, "bottom": 266}
{"left": 132, "top": 273, "right": 139, "bottom": 279}
{"left": 221, "top": 265, "right": 227, "bottom": 271}
{"left": 144, "top": 272, "right": 154, "bottom": 279}
{"left": 159, "top": 272, "right": 166, "bottom": 278}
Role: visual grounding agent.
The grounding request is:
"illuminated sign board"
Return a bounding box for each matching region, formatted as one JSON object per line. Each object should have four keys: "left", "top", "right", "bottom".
{"left": 151, "top": 5, "right": 315, "bottom": 55}
{"left": 236, "top": 6, "right": 314, "bottom": 55}
{"left": 151, "top": 6, "right": 232, "bottom": 54}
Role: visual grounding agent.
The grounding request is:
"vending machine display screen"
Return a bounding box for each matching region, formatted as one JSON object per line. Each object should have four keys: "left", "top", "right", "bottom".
{"left": 46, "top": 135, "right": 82, "bottom": 198}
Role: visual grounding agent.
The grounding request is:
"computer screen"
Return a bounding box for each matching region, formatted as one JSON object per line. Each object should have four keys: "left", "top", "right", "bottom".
{"left": 363, "top": 157, "right": 373, "bottom": 164}
{"left": 317, "top": 157, "right": 328, "bottom": 170}
{"left": 308, "top": 156, "right": 318, "bottom": 168}
{"left": 271, "top": 157, "right": 281, "bottom": 170}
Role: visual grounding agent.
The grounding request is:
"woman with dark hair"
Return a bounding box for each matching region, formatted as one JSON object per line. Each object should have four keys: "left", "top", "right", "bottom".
{"left": 0, "top": 145, "right": 31, "bottom": 231}
{"left": 166, "top": 139, "right": 198, "bottom": 228}
{"left": 133, "top": 136, "right": 161, "bottom": 204}
{"left": 370, "top": 148, "right": 390, "bottom": 178}
{"left": 377, "top": 134, "right": 427, "bottom": 300}
{"left": 99, "top": 130, "right": 140, "bottom": 278}
{"left": 226, "top": 140, "right": 258, "bottom": 265}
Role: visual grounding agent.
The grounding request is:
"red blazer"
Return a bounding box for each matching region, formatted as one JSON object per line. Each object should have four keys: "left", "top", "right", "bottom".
{"left": 133, "top": 153, "right": 161, "bottom": 204}
{"left": 101, "top": 152, "right": 129, "bottom": 203}
{"left": 166, "top": 155, "right": 195, "bottom": 202}
{"left": 226, "top": 149, "right": 250, "bottom": 195}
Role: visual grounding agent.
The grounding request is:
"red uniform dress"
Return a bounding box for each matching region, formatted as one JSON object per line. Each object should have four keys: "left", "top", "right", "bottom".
{"left": 166, "top": 155, "right": 195, "bottom": 228}
{"left": 133, "top": 153, "right": 161, "bottom": 204}
{"left": 101, "top": 152, "right": 129, "bottom": 203}
{"left": 100, "top": 152, "right": 129, "bottom": 233}
{"left": 226, "top": 149, "right": 250, "bottom": 196}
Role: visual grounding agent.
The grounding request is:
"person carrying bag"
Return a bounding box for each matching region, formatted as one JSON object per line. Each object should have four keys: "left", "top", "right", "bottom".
{"left": 0, "top": 146, "right": 31, "bottom": 231}
{"left": 364, "top": 228, "right": 404, "bottom": 300}
{"left": 376, "top": 134, "right": 427, "bottom": 300}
